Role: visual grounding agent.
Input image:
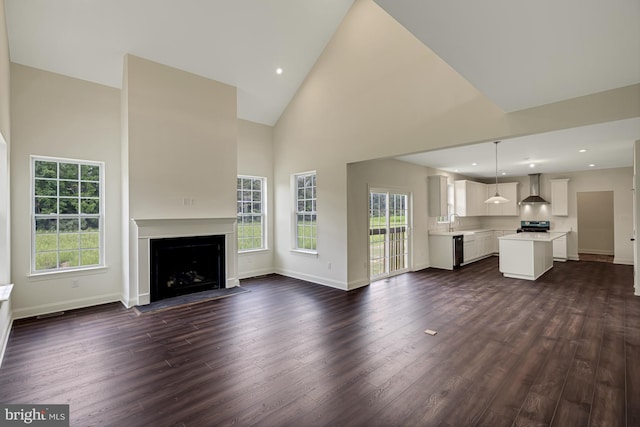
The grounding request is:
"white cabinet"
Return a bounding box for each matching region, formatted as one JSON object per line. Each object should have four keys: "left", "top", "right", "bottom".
{"left": 455, "top": 180, "right": 488, "bottom": 217}
{"left": 493, "top": 230, "right": 518, "bottom": 253}
{"left": 486, "top": 182, "right": 520, "bottom": 216}
{"left": 428, "top": 175, "right": 448, "bottom": 217}
{"left": 492, "top": 231, "right": 503, "bottom": 253}
{"left": 429, "top": 234, "right": 454, "bottom": 270}
{"left": 476, "top": 231, "right": 493, "bottom": 258}
{"left": 462, "top": 231, "right": 493, "bottom": 264}
{"left": 550, "top": 179, "right": 569, "bottom": 216}
{"left": 553, "top": 234, "right": 568, "bottom": 261}
{"left": 463, "top": 235, "right": 476, "bottom": 263}
{"left": 456, "top": 180, "right": 518, "bottom": 217}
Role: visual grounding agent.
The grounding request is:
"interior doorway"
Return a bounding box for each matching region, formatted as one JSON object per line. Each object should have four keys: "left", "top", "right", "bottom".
{"left": 577, "top": 191, "right": 614, "bottom": 262}
{"left": 369, "top": 189, "right": 410, "bottom": 280}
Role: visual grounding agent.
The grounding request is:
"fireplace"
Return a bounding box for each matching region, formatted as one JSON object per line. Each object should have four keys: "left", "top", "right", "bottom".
{"left": 127, "top": 218, "right": 238, "bottom": 307}
{"left": 150, "top": 235, "right": 225, "bottom": 302}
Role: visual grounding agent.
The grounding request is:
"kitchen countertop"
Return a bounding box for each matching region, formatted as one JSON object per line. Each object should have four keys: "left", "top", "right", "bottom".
{"left": 499, "top": 232, "right": 567, "bottom": 242}
{"left": 429, "top": 229, "right": 494, "bottom": 236}
{"left": 430, "top": 229, "right": 570, "bottom": 237}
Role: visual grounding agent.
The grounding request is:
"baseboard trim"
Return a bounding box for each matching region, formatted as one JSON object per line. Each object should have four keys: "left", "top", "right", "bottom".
{"left": 412, "top": 263, "right": 430, "bottom": 272}
{"left": 238, "top": 267, "right": 276, "bottom": 280}
{"left": 614, "top": 257, "right": 634, "bottom": 265}
{"left": 12, "top": 293, "right": 122, "bottom": 320}
{"left": 347, "top": 278, "right": 370, "bottom": 290}
{"left": 274, "top": 268, "right": 348, "bottom": 291}
{"left": 578, "top": 249, "right": 615, "bottom": 256}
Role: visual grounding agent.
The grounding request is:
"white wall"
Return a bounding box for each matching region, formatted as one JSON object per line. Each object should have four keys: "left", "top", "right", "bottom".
{"left": 0, "top": 0, "right": 9, "bottom": 141}
{"left": 0, "top": 0, "right": 11, "bottom": 365}
{"left": 122, "top": 55, "right": 238, "bottom": 305}
{"left": 0, "top": 0, "right": 10, "bottom": 284}
{"left": 10, "top": 64, "right": 122, "bottom": 318}
{"left": 273, "top": 0, "right": 639, "bottom": 290}
{"left": 124, "top": 55, "right": 237, "bottom": 220}
{"left": 544, "top": 168, "right": 633, "bottom": 264}
{"left": 274, "top": 0, "right": 509, "bottom": 290}
{"left": 0, "top": 134, "right": 9, "bottom": 285}
{"left": 237, "top": 119, "right": 274, "bottom": 278}
{"left": 347, "top": 159, "right": 431, "bottom": 287}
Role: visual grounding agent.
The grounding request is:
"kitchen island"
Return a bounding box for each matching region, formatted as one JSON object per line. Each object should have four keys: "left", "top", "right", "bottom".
{"left": 498, "top": 232, "right": 567, "bottom": 280}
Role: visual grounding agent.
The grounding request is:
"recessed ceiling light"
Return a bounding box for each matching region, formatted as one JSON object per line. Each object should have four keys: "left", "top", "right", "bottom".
{"left": 529, "top": 163, "right": 535, "bottom": 168}
{"left": 276, "top": 68, "right": 283, "bottom": 75}
{"left": 471, "top": 162, "right": 478, "bottom": 166}
{"left": 579, "top": 149, "right": 587, "bottom": 153}
{"left": 501, "top": 172, "right": 507, "bottom": 175}
{"left": 589, "top": 163, "right": 596, "bottom": 167}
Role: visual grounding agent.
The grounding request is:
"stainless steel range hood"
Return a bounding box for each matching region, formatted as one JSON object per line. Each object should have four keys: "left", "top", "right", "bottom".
{"left": 520, "top": 173, "right": 549, "bottom": 205}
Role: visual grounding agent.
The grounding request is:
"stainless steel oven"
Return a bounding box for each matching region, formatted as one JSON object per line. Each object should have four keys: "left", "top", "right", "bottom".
{"left": 516, "top": 220, "right": 550, "bottom": 233}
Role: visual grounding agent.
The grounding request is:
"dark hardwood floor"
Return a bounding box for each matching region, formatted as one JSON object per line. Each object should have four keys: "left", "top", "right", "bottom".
{"left": 1, "top": 257, "right": 639, "bottom": 426}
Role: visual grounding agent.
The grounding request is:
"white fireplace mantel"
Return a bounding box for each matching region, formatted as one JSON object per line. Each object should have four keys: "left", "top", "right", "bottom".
{"left": 127, "top": 217, "right": 238, "bottom": 306}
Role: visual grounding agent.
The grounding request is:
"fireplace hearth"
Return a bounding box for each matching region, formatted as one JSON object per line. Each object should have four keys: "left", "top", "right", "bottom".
{"left": 150, "top": 235, "right": 225, "bottom": 302}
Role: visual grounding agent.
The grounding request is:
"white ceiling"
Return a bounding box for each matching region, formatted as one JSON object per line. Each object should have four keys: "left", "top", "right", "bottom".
{"left": 377, "top": 0, "right": 640, "bottom": 177}
{"left": 395, "top": 118, "right": 640, "bottom": 179}
{"left": 374, "top": 0, "right": 640, "bottom": 113}
{"left": 4, "top": 0, "right": 355, "bottom": 126}
{"left": 4, "top": 0, "right": 640, "bottom": 167}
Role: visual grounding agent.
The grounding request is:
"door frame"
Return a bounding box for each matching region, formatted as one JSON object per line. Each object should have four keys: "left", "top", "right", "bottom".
{"left": 367, "top": 186, "right": 412, "bottom": 281}
{"left": 634, "top": 140, "right": 639, "bottom": 295}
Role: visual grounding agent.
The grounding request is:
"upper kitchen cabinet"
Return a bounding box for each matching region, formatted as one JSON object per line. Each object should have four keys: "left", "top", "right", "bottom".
{"left": 486, "top": 182, "right": 520, "bottom": 216}
{"left": 550, "top": 179, "right": 570, "bottom": 216}
{"left": 455, "top": 180, "right": 488, "bottom": 216}
{"left": 428, "top": 175, "right": 448, "bottom": 217}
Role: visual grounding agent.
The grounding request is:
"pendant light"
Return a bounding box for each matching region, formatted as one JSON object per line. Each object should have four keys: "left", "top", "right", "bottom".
{"left": 484, "top": 141, "right": 509, "bottom": 204}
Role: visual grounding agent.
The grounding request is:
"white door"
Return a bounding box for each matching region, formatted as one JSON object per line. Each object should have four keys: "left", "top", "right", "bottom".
{"left": 369, "top": 190, "right": 410, "bottom": 280}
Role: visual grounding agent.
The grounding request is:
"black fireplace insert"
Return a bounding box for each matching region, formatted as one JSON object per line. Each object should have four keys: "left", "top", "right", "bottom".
{"left": 150, "top": 235, "right": 225, "bottom": 302}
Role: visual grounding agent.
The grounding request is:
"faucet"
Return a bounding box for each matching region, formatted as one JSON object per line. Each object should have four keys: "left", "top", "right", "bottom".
{"left": 448, "top": 213, "right": 459, "bottom": 232}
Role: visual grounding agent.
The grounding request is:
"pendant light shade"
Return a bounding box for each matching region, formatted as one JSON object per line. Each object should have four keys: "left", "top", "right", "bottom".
{"left": 484, "top": 141, "right": 509, "bottom": 204}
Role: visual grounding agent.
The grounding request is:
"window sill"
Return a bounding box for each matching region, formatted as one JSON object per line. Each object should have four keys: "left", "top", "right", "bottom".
{"left": 238, "top": 248, "right": 269, "bottom": 255}
{"left": 28, "top": 265, "right": 109, "bottom": 281}
{"left": 291, "top": 249, "right": 318, "bottom": 256}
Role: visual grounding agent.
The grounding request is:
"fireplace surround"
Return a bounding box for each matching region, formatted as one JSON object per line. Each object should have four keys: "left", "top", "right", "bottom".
{"left": 127, "top": 218, "right": 238, "bottom": 306}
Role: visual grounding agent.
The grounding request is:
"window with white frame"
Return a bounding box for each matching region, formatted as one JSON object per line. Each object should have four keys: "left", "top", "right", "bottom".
{"left": 237, "top": 176, "right": 266, "bottom": 251}
{"left": 32, "top": 156, "right": 104, "bottom": 273}
{"left": 294, "top": 171, "right": 317, "bottom": 251}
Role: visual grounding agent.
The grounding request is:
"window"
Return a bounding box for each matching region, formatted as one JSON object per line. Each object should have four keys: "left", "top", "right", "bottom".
{"left": 237, "top": 176, "right": 266, "bottom": 251}
{"left": 31, "top": 156, "right": 104, "bottom": 273}
{"left": 437, "top": 183, "right": 455, "bottom": 223}
{"left": 294, "top": 171, "right": 316, "bottom": 251}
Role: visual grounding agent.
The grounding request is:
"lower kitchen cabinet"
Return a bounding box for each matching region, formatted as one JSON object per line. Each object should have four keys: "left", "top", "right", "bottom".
{"left": 429, "top": 234, "right": 456, "bottom": 270}
{"left": 430, "top": 229, "right": 518, "bottom": 270}
{"left": 462, "top": 231, "right": 493, "bottom": 264}
{"left": 463, "top": 235, "right": 476, "bottom": 263}
{"left": 553, "top": 234, "right": 568, "bottom": 261}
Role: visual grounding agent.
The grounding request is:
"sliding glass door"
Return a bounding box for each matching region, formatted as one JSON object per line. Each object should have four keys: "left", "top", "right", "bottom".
{"left": 369, "top": 190, "right": 410, "bottom": 279}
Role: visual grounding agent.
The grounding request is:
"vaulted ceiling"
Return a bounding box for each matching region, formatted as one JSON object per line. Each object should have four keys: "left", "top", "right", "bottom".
{"left": 5, "top": 0, "right": 639, "bottom": 175}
